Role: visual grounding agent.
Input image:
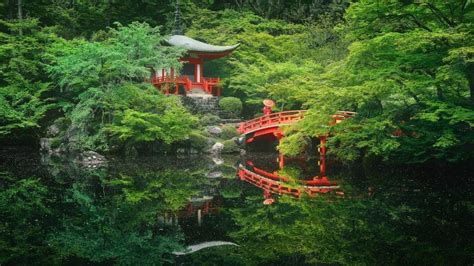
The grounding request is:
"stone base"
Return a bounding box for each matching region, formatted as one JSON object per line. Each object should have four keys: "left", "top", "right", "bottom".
{"left": 181, "top": 95, "right": 221, "bottom": 114}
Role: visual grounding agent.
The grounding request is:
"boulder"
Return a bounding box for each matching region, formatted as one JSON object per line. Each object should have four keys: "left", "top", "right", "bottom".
{"left": 206, "top": 126, "right": 222, "bottom": 136}
{"left": 40, "top": 138, "right": 66, "bottom": 154}
{"left": 210, "top": 142, "right": 224, "bottom": 154}
{"left": 40, "top": 138, "right": 51, "bottom": 152}
{"left": 46, "top": 125, "right": 60, "bottom": 137}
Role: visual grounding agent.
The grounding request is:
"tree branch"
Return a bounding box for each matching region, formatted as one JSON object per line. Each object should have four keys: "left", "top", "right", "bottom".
{"left": 426, "top": 2, "right": 456, "bottom": 28}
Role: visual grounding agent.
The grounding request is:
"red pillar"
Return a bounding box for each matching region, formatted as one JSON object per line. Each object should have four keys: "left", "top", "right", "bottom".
{"left": 278, "top": 154, "right": 285, "bottom": 169}
{"left": 319, "top": 136, "right": 327, "bottom": 177}
{"left": 217, "top": 87, "right": 221, "bottom": 97}
{"left": 175, "top": 83, "right": 179, "bottom": 95}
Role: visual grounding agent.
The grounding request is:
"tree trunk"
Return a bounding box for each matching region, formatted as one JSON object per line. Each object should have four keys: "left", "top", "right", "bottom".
{"left": 17, "top": 0, "right": 22, "bottom": 36}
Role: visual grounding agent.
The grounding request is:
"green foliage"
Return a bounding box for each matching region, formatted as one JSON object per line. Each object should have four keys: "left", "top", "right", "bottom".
{"left": 222, "top": 139, "right": 240, "bottom": 153}
{"left": 220, "top": 124, "right": 239, "bottom": 140}
{"left": 278, "top": 1, "right": 474, "bottom": 164}
{"left": 199, "top": 114, "right": 221, "bottom": 126}
{"left": 0, "top": 173, "right": 53, "bottom": 264}
{"left": 0, "top": 19, "right": 59, "bottom": 138}
{"left": 187, "top": 130, "right": 209, "bottom": 151}
{"left": 47, "top": 22, "right": 194, "bottom": 152}
{"left": 219, "top": 97, "right": 243, "bottom": 118}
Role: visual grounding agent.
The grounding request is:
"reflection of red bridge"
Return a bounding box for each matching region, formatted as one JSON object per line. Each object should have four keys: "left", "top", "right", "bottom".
{"left": 238, "top": 110, "right": 355, "bottom": 144}
{"left": 238, "top": 161, "right": 339, "bottom": 198}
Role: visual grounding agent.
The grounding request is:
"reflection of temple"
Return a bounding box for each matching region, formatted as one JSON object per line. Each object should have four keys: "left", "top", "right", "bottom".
{"left": 178, "top": 196, "right": 220, "bottom": 226}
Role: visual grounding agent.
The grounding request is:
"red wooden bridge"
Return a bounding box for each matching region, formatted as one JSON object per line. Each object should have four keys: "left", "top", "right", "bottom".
{"left": 238, "top": 110, "right": 356, "bottom": 144}
{"left": 238, "top": 161, "right": 339, "bottom": 198}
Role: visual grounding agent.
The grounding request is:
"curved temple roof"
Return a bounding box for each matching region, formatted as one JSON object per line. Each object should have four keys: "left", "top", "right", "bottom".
{"left": 167, "top": 35, "right": 240, "bottom": 54}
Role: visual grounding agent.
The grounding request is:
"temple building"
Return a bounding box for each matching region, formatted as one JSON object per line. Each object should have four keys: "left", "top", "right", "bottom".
{"left": 151, "top": 2, "right": 239, "bottom": 97}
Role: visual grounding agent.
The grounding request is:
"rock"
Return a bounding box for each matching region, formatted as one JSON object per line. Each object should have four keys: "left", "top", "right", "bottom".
{"left": 40, "top": 138, "right": 51, "bottom": 152}
{"left": 177, "top": 148, "right": 186, "bottom": 154}
{"left": 240, "top": 149, "right": 247, "bottom": 156}
{"left": 236, "top": 136, "right": 245, "bottom": 146}
{"left": 46, "top": 125, "right": 60, "bottom": 137}
{"left": 206, "top": 137, "right": 215, "bottom": 145}
{"left": 212, "top": 157, "right": 224, "bottom": 165}
{"left": 210, "top": 142, "right": 224, "bottom": 154}
{"left": 76, "top": 151, "right": 107, "bottom": 166}
{"left": 206, "top": 171, "right": 223, "bottom": 178}
{"left": 206, "top": 126, "right": 222, "bottom": 136}
{"left": 40, "top": 138, "right": 66, "bottom": 154}
{"left": 189, "top": 148, "right": 199, "bottom": 154}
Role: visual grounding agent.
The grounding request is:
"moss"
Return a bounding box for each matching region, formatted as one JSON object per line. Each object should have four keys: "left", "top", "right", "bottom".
{"left": 220, "top": 124, "right": 239, "bottom": 140}
{"left": 222, "top": 139, "right": 240, "bottom": 153}
{"left": 49, "top": 137, "right": 63, "bottom": 149}
{"left": 199, "top": 114, "right": 221, "bottom": 126}
{"left": 188, "top": 131, "right": 209, "bottom": 151}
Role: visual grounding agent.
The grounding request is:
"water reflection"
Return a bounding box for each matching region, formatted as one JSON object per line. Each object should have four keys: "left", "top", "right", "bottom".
{"left": 239, "top": 156, "right": 340, "bottom": 203}
{"left": 0, "top": 150, "right": 472, "bottom": 265}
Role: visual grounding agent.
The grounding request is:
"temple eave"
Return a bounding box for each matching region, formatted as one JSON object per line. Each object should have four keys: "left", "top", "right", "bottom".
{"left": 166, "top": 35, "right": 239, "bottom": 54}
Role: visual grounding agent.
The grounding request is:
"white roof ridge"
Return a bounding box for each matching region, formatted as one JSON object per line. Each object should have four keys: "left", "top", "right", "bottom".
{"left": 166, "top": 35, "right": 240, "bottom": 53}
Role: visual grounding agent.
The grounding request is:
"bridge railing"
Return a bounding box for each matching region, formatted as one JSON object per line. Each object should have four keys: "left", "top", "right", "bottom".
{"left": 238, "top": 110, "right": 306, "bottom": 134}
{"left": 238, "top": 165, "right": 339, "bottom": 197}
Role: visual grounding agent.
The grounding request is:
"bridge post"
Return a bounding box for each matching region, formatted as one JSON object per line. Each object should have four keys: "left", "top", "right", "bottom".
{"left": 278, "top": 154, "right": 285, "bottom": 169}
{"left": 319, "top": 136, "right": 327, "bottom": 177}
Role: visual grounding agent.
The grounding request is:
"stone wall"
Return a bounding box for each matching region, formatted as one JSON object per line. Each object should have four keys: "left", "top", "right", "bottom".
{"left": 181, "top": 95, "right": 221, "bottom": 115}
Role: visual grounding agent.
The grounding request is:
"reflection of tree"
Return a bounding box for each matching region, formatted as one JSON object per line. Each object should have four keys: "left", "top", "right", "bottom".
{"left": 46, "top": 156, "right": 219, "bottom": 264}
{"left": 0, "top": 173, "right": 55, "bottom": 265}
{"left": 229, "top": 185, "right": 474, "bottom": 265}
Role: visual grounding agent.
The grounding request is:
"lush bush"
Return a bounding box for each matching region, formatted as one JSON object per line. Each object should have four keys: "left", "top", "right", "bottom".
{"left": 188, "top": 131, "right": 209, "bottom": 151}
{"left": 222, "top": 138, "right": 240, "bottom": 153}
{"left": 47, "top": 22, "right": 192, "bottom": 152}
{"left": 220, "top": 124, "right": 239, "bottom": 140}
{"left": 219, "top": 97, "right": 243, "bottom": 118}
{"left": 199, "top": 114, "right": 221, "bottom": 126}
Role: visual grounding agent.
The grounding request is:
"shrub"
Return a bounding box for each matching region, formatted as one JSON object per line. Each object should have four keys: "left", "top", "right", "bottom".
{"left": 199, "top": 114, "right": 221, "bottom": 126}
{"left": 220, "top": 124, "right": 239, "bottom": 140}
{"left": 188, "top": 131, "right": 209, "bottom": 151}
{"left": 219, "top": 97, "right": 243, "bottom": 118}
{"left": 222, "top": 138, "right": 240, "bottom": 153}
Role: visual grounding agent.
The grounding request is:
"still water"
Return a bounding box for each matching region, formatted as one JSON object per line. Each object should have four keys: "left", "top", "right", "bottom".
{"left": 1, "top": 149, "right": 473, "bottom": 265}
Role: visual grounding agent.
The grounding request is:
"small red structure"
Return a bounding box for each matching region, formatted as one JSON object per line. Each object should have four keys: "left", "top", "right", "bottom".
{"left": 151, "top": 2, "right": 239, "bottom": 96}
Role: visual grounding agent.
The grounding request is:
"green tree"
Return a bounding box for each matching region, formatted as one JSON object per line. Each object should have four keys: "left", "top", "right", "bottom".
{"left": 279, "top": 0, "right": 474, "bottom": 164}
{"left": 0, "top": 19, "right": 59, "bottom": 139}
{"left": 47, "top": 22, "right": 195, "bottom": 152}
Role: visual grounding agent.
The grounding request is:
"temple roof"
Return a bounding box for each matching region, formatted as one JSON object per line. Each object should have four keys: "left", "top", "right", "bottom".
{"left": 167, "top": 35, "right": 240, "bottom": 54}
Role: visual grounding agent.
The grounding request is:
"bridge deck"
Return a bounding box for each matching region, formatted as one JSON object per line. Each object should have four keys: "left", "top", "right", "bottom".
{"left": 238, "top": 110, "right": 306, "bottom": 135}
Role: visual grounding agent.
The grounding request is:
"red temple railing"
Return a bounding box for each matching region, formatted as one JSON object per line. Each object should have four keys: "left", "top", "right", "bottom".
{"left": 150, "top": 75, "right": 221, "bottom": 96}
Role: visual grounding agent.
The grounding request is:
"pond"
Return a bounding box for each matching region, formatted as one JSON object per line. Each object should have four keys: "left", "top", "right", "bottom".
{"left": 0, "top": 149, "right": 473, "bottom": 265}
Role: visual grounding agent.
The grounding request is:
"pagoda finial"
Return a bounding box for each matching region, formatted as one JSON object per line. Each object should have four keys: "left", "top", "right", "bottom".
{"left": 172, "top": 0, "right": 183, "bottom": 35}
